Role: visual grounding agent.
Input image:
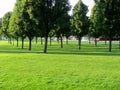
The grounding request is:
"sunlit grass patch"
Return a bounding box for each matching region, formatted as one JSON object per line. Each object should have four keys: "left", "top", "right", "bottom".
{"left": 0, "top": 40, "right": 120, "bottom": 90}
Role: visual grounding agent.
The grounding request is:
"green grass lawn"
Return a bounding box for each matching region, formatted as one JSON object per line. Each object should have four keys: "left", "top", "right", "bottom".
{"left": 0, "top": 40, "right": 120, "bottom": 90}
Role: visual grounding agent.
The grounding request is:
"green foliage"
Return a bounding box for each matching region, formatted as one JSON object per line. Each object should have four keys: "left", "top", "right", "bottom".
{"left": 1, "top": 12, "right": 12, "bottom": 37}
{"left": 0, "top": 40, "right": 120, "bottom": 89}
{"left": 0, "top": 18, "right": 2, "bottom": 34}
{"left": 26, "top": 0, "right": 71, "bottom": 53}
{"left": 102, "top": 0, "right": 115, "bottom": 36}
{"left": 22, "top": 1, "right": 37, "bottom": 39}
{"left": 9, "top": 0, "right": 38, "bottom": 50}
{"left": 72, "top": 0, "right": 89, "bottom": 49}
{"left": 0, "top": 18, "right": 2, "bottom": 27}
{"left": 104, "top": 0, "right": 120, "bottom": 36}
{"left": 56, "top": 13, "right": 71, "bottom": 37}
{"left": 90, "top": 4, "right": 103, "bottom": 38}
{"left": 9, "top": 0, "right": 26, "bottom": 38}
{"left": 72, "top": 0, "right": 89, "bottom": 38}
{"left": 91, "top": 0, "right": 120, "bottom": 51}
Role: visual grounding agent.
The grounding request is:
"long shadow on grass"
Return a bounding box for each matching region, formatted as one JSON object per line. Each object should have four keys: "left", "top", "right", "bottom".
{"left": 47, "top": 51, "right": 120, "bottom": 56}
{"left": 0, "top": 47, "right": 42, "bottom": 54}
{"left": 0, "top": 50, "right": 120, "bottom": 56}
{"left": 46, "top": 44, "right": 120, "bottom": 56}
{"left": 0, "top": 46, "right": 120, "bottom": 56}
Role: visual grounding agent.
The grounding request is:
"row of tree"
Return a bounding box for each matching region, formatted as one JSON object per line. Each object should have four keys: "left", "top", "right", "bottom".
{"left": 0, "top": 0, "right": 120, "bottom": 53}
{"left": 1, "top": 0, "right": 73, "bottom": 53}
{"left": 90, "top": 0, "right": 120, "bottom": 52}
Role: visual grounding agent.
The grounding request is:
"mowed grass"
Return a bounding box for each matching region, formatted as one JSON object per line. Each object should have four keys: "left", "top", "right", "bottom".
{"left": 0, "top": 40, "right": 120, "bottom": 90}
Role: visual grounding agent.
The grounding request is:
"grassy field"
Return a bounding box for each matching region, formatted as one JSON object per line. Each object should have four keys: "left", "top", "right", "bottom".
{"left": 0, "top": 40, "right": 120, "bottom": 90}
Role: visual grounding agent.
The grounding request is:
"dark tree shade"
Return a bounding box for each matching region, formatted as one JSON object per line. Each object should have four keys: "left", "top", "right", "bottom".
{"left": 91, "top": 0, "right": 120, "bottom": 52}
{"left": 27, "top": 0, "right": 71, "bottom": 53}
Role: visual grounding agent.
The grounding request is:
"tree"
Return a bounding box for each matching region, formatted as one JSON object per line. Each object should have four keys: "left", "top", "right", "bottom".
{"left": 0, "top": 18, "right": 2, "bottom": 39}
{"left": 64, "top": 21, "right": 72, "bottom": 45}
{"left": 49, "top": 30, "right": 56, "bottom": 46}
{"left": 9, "top": 0, "right": 26, "bottom": 48}
{"left": 22, "top": 1, "right": 37, "bottom": 50}
{"left": 1, "top": 12, "right": 12, "bottom": 42}
{"left": 56, "top": 11, "right": 71, "bottom": 48}
{"left": 27, "top": 0, "right": 71, "bottom": 53}
{"left": 91, "top": 0, "right": 120, "bottom": 51}
{"left": 9, "top": 0, "right": 37, "bottom": 50}
{"left": 114, "top": 1, "right": 120, "bottom": 49}
{"left": 0, "top": 18, "right": 2, "bottom": 29}
{"left": 72, "top": 0, "right": 89, "bottom": 50}
{"left": 102, "top": 0, "right": 120, "bottom": 52}
{"left": 90, "top": 4, "right": 103, "bottom": 46}
{"left": 0, "top": 18, "right": 2, "bottom": 31}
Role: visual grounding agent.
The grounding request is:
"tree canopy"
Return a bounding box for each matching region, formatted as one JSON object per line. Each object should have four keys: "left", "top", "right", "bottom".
{"left": 72, "top": 0, "right": 89, "bottom": 49}
{"left": 1, "top": 12, "right": 12, "bottom": 38}
{"left": 26, "top": 0, "right": 71, "bottom": 53}
{"left": 1, "top": 0, "right": 120, "bottom": 53}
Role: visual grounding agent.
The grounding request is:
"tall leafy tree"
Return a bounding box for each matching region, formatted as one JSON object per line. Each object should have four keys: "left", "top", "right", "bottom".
{"left": 114, "top": 1, "right": 120, "bottom": 49}
{"left": 94, "top": 0, "right": 120, "bottom": 52}
{"left": 9, "top": 0, "right": 26, "bottom": 48}
{"left": 0, "top": 18, "right": 2, "bottom": 39}
{"left": 27, "top": 0, "right": 71, "bottom": 53}
{"left": 1, "top": 12, "right": 12, "bottom": 41}
{"left": 72, "top": 0, "right": 89, "bottom": 50}
{"left": 91, "top": 0, "right": 120, "bottom": 51}
{"left": 0, "top": 18, "right": 2, "bottom": 28}
{"left": 104, "top": 0, "right": 115, "bottom": 52}
{"left": 9, "top": 0, "right": 36, "bottom": 50}
{"left": 64, "top": 19, "right": 72, "bottom": 45}
{"left": 22, "top": 1, "right": 37, "bottom": 50}
{"left": 90, "top": 3, "right": 104, "bottom": 46}
{"left": 56, "top": 11, "right": 71, "bottom": 48}
{"left": 0, "top": 18, "right": 2, "bottom": 31}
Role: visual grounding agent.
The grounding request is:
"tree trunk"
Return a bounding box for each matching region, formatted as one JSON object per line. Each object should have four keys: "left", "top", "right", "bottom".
{"left": 118, "top": 36, "right": 120, "bottom": 49}
{"left": 16, "top": 37, "right": 19, "bottom": 47}
{"left": 57, "top": 37, "right": 59, "bottom": 44}
{"left": 109, "top": 39, "right": 112, "bottom": 52}
{"left": 50, "top": 36, "right": 52, "bottom": 46}
{"left": 8, "top": 38, "right": 9, "bottom": 43}
{"left": 9, "top": 37, "right": 12, "bottom": 44}
{"left": 66, "top": 37, "right": 68, "bottom": 45}
{"left": 36, "top": 37, "right": 38, "bottom": 44}
{"left": 119, "top": 40, "right": 120, "bottom": 49}
{"left": 104, "top": 35, "right": 107, "bottom": 45}
{"left": 109, "top": 31, "right": 112, "bottom": 52}
{"left": 29, "top": 37, "right": 32, "bottom": 51}
{"left": 95, "top": 37, "right": 97, "bottom": 47}
{"left": 61, "top": 36, "right": 63, "bottom": 48}
{"left": 78, "top": 37, "right": 81, "bottom": 50}
{"left": 13, "top": 38, "right": 14, "bottom": 46}
{"left": 22, "top": 37, "right": 24, "bottom": 49}
{"left": 44, "top": 35, "right": 48, "bottom": 53}
{"left": 41, "top": 37, "right": 43, "bottom": 45}
{"left": 105, "top": 40, "right": 107, "bottom": 45}
{"left": 89, "top": 36, "right": 91, "bottom": 44}
{"left": 8, "top": 38, "right": 10, "bottom": 44}
{"left": 118, "top": 39, "right": 120, "bottom": 49}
